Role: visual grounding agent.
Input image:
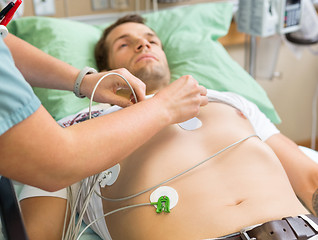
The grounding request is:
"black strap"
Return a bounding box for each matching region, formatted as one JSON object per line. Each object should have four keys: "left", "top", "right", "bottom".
{"left": 0, "top": 177, "right": 29, "bottom": 240}
{"left": 285, "top": 33, "right": 318, "bottom": 46}
{"left": 284, "top": 216, "right": 316, "bottom": 239}
{"left": 219, "top": 215, "right": 318, "bottom": 240}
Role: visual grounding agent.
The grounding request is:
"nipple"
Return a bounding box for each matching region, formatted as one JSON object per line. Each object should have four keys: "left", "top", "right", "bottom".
{"left": 178, "top": 117, "right": 202, "bottom": 131}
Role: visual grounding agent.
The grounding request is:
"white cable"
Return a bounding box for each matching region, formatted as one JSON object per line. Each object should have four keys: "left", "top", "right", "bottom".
{"left": 63, "top": 72, "right": 138, "bottom": 239}
{"left": 75, "top": 203, "right": 151, "bottom": 240}
{"left": 65, "top": 183, "right": 85, "bottom": 239}
{"left": 61, "top": 188, "right": 70, "bottom": 240}
{"left": 74, "top": 176, "right": 101, "bottom": 239}
{"left": 89, "top": 72, "right": 138, "bottom": 119}
{"left": 63, "top": 179, "right": 98, "bottom": 240}
{"left": 311, "top": 82, "right": 318, "bottom": 149}
{"left": 73, "top": 180, "right": 96, "bottom": 237}
{"left": 63, "top": 186, "right": 81, "bottom": 240}
{"left": 96, "top": 134, "right": 258, "bottom": 202}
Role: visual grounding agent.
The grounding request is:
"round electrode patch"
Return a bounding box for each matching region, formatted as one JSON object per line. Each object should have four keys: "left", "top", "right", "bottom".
{"left": 178, "top": 117, "right": 202, "bottom": 130}
{"left": 98, "top": 164, "right": 120, "bottom": 188}
{"left": 0, "top": 25, "right": 8, "bottom": 39}
{"left": 150, "top": 186, "right": 179, "bottom": 210}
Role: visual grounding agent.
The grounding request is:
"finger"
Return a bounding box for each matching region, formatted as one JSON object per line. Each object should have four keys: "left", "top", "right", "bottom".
{"left": 200, "top": 96, "right": 209, "bottom": 106}
{"left": 130, "top": 81, "right": 146, "bottom": 102}
{"left": 130, "top": 93, "right": 138, "bottom": 104}
{"left": 199, "top": 85, "right": 207, "bottom": 96}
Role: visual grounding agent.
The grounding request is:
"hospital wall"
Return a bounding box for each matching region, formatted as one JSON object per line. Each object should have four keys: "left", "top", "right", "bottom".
{"left": 21, "top": 0, "right": 318, "bottom": 148}
{"left": 22, "top": 0, "right": 218, "bottom": 17}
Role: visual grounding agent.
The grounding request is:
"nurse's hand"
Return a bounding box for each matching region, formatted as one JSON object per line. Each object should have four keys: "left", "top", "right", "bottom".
{"left": 80, "top": 68, "right": 146, "bottom": 107}
{"left": 153, "top": 75, "right": 208, "bottom": 124}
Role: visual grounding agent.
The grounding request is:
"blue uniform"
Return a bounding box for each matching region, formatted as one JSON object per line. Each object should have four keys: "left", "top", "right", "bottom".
{"left": 0, "top": 37, "right": 41, "bottom": 135}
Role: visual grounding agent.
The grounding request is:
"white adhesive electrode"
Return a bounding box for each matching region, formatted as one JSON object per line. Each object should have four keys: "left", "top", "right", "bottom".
{"left": 98, "top": 164, "right": 120, "bottom": 188}
{"left": 0, "top": 25, "right": 8, "bottom": 39}
{"left": 178, "top": 117, "right": 202, "bottom": 131}
{"left": 150, "top": 186, "right": 179, "bottom": 210}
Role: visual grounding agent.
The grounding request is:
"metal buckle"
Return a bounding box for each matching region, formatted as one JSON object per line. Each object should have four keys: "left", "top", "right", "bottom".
{"left": 240, "top": 223, "right": 262, "bottom": 240}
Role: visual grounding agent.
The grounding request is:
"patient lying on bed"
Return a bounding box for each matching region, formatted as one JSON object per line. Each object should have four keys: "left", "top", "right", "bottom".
{"left": 19, "top": 15, "right": 318, "bottom": 240}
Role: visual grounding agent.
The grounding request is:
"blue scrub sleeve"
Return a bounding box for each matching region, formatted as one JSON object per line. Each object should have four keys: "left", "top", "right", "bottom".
{"left": 0, "top": 37, "right": 41, "bottom": 135}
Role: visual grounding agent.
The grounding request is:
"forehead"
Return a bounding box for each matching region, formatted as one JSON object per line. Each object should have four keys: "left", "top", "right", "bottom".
{"left": 106, "top": 22, "right": 158, "bottom": 46}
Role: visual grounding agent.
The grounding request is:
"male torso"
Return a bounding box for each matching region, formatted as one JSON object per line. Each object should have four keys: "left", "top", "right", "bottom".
{"left": 101, "top": 100, "right": 308, "bottom": 239}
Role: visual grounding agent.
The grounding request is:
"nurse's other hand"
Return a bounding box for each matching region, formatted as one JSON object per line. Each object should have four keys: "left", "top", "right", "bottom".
{"left": 153, "top": 75, "right": 208, "bottom": 125}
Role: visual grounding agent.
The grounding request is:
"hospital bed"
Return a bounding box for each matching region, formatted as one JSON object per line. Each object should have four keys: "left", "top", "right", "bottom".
{"left": 2, "top": 2, "right": 318, "bottom": 239}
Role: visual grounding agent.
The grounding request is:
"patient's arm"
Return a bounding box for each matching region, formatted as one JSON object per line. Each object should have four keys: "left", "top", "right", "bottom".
{"left": 20, "top": 197, "right": 67, "bottom": 240}
{"left": 266, "top": 133, "right": 318, "bottom": 215}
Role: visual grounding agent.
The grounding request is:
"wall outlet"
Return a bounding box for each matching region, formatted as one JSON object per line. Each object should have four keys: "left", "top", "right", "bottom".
{"left": 33, "top": 0, "right": 55, "bottom": 16}
{"left": 91, "top": 0, "right": 109, "bottom": 10}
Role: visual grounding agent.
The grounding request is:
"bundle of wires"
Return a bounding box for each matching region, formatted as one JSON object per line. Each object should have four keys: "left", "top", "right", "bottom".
{"left": 62, "top": 72, "right": 138, "bottom": 240}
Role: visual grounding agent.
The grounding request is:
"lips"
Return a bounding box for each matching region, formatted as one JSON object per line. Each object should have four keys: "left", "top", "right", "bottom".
{"left": 136, "top": 54, "right": 158, "bottom": 63}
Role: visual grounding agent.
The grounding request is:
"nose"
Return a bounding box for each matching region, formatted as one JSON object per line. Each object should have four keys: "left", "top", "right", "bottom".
{"left": 135, "top": 38, "right": 151, "bottom": 52}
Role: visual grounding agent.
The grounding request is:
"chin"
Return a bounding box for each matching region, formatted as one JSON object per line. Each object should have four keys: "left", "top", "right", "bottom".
{"left": 136, "top": 64, "right": 169, "bottom": 78}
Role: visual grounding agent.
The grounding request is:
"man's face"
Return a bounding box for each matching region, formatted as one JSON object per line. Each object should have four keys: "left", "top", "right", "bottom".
{"left": 106, "top": 22, "right": 170, "bottom": 93}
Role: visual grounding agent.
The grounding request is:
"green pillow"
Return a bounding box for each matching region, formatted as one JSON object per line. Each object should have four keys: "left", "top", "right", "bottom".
{"left": 144, "top": 3, "right": 280, "bottom": 123}
{"left": 8, "top": 2, "right": 281, "bottom": 123}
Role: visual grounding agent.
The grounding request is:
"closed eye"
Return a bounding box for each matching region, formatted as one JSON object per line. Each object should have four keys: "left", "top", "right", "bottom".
{"left": 119, "top": 43, "right": 128, "bottom": 48}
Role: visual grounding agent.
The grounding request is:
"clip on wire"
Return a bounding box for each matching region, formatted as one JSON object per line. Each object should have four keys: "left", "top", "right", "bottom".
{"left": 0, "top": 0, "right": 22, "bottom": 39}
{"left": 151, "top": 196, "right": 170, "bottom": 213}
{"left": 0, "top": 0, "right": 22, "bottom": 26}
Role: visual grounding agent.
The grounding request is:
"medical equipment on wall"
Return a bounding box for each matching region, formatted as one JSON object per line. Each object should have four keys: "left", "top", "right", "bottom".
{"left": 0, "top": 0, "right": 22, "bottom": 39}
{"left": 279, "top": 0, "right": 318, "bottom": 150}
{"left": 235, "top": 0, "right": 318, "bottom": 80}
{"left": 236, "top": 0, "right": 303, "bottom": 38}
{"left": 235, "top": 0, "right": 305, "bottom": 78}
{"left": 281, "top": 0, "right": 318, "bottom": 150}
{"left": 237, "top": 0, "right": 318, "bottom": 150}
{"left": 285, "top": 0, "right": 318, "bottom": 47}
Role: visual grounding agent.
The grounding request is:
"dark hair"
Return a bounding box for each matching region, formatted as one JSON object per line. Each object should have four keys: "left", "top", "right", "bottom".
{"left": 94, "top": 14, "right": 146, "bottom": 71}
